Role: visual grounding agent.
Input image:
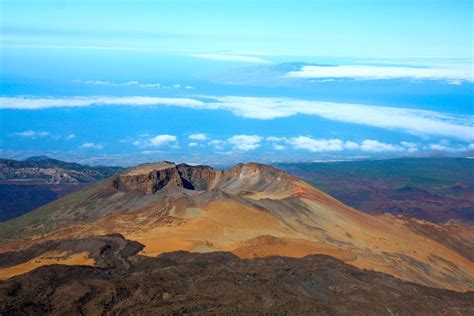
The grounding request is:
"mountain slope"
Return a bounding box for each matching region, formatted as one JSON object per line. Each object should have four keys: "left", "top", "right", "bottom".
{"left": 0, "top": 156, "right": 123, "bottom": 184}
{"left": 0, "top": 156, "right": 123, "bottom": 221}
{"left": 276, "top": 158, "right": 474, "bottom": 223}
{"left": 0, "top": 162, "right": 473, "bottom": 291}
{"left": 1, "top": 235, "right": 473, "bottom": 315}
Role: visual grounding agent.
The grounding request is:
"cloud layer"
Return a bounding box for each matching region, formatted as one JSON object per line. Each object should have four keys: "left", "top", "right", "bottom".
{"left": 285, "top": 65, "right": 473, "bottom": 82}
{"left": 188, "top": 53, "right": 270, "bottom": 63}
{"left": 15, "top": 130, "right": 49, "bottom": 137}
{"left": 2, "top": 95, "right": 473, "bottom": 142}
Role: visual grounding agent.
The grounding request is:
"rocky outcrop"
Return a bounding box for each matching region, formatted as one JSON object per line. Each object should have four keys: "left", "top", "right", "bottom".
{"left": 1, "top": 236, "right": 473, "bottom": 315}
{"left": 112, "top": 162, "right": 296, "bottom": 195}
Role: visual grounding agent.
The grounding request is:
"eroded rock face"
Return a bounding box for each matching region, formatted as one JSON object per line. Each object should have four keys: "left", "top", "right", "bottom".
{"left": 112, "top": 162, "right": 295, "bottom": 195}
{"left": 113, "top": 164, "right": 184, "bottom": 194}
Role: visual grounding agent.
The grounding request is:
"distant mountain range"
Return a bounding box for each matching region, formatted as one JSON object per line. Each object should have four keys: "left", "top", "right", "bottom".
{"left": 0, "top": 156, "right": 123, "bottom": 184}
{"left": 276, "top": 158, "right": 474, "bottom": 224}
{"left": 0, "top": 156, "right": 123, "bottom": 221}
{"left": 1, "top": 157, "right": 473, "bottom": 225}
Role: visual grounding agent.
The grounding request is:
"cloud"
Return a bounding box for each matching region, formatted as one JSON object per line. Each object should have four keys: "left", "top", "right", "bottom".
{"left": 285, "top": 65, "right": 473, "bottom": 82}
{"left": 148, "top": 134, "right": 177, "bottom": 147}
{"left": 273, "top": 144, "right": 286, "bottom": 150}
{"left": 428, "top": 141, "right": 472, "bottom": 153}
{"left": 3, "top": 95, "right": 473, "bottom": 142}
{"left": 188, "top": 142, "right": 198, "bottom": 147}
{"left": 66, "top": 134, "right": 76, "bottom": 140}
{"left": 287, "top": 137, "right": 344, "bottom": 152}
{"left": 188, "top": 53, "right": 271, "bottom": 64}
{"left": 359, "top": 140, "right": 402, "bottom": 152}
{"left": 188, "top": 133, "right": 208, "bottom": 141}
{"left": 73, "top": 80, "right": 162, "bottom": 88}
{"left": 266, "top": 136, "right": 286, "bottom": 142}
{"left": 81, "top": 142, "right": 103, "bottom": 150}
{"left": 344, "top": 141, "right": 359, "bottom": 150}
{"left": 205, "top": 96, "right": 474, "bottom": 142}
{"left": 286, "top": 137, "right": 415, "bottom": 153}
{"left": 209, "top": 140, "right": 224, "bottom": 150}
{"left": 400, "top": 141, "right": 418, "bottom": 153}
{"left": 228, "top": 135, "right": 262, "bottom": 151}
{"left": 15, "top": 130, "right": 49, "bottom": 137}
{"left": 0, "top": 96, "right": 205, "bottom": 110}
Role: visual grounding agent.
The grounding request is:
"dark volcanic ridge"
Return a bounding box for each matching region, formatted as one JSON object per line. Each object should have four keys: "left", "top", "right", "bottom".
{"left": 0, "top": 157, "right": 124, "bottom": 222}
{"left": 1, "top": 235, "right": 473, "bottom": 315}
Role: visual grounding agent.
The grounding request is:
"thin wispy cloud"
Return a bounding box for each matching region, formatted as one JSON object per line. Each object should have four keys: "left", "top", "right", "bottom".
{"left": 73, "top": 80, "right": 194, "bottom": 89}
{"left": 285, "top": 65, "right": 473, "bottom": 83}
{"left": 2, "top": 96, "right": 473, "bottom": 142}
{"left": 228, "top": 135, "right": 262, "bottom": 151}
{"left": 188, "top": 133, "right": 208, "bottom": 141}
{"left": 81, "top": 142, "right": 103, "bottom": 150}
{"left": 0, "top": 96, "right": 205, "bottom": 110}
{"left": 188, "top": 53, "right": 271, "bottom": 64}
{"left": 15, "top": 130, "right": 49, "bottom": 137}
{"left": 73, "top": 80, "right": 162, "bottom": 88}
{"left": 428, "top": 142, "right": 474, "bottom": 153}
{"left": 207, "top": 96, "right": 474, "bottom": 142}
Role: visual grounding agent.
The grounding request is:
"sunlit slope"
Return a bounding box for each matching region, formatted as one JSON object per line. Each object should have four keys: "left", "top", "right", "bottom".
{"left": 1, "top": 162, "right": 473, "bottom": 291}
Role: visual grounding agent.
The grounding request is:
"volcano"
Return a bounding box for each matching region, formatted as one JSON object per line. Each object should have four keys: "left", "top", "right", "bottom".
{"left": 1, "top": 162, "right": 473, "bottom": 295}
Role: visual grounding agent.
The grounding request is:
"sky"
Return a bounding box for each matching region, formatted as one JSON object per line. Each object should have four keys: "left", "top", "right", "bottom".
{"left": 0, "top": 0, "right": 473, "bottom": 166}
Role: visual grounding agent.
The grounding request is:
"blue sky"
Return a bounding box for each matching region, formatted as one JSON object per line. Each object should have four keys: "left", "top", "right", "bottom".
{"left": 1, "top": 0, "right": 473, "bottom": 166}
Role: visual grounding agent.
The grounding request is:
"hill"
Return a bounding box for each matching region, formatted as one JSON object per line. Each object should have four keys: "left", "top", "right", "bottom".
{"left": 0, "top": 156, "right": 123, "bottom": 221}
{"left": 1, "top": 161, "right": 473, "bottom": 293}
{"left": 276, "top": 158, "right": 474, "bottom": 223}
{"left": 1, "top": 235, "right": 473, "bottom": 314}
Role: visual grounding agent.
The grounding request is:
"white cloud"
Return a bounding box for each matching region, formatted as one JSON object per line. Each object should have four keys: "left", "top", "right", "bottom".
{"left": 228, "top": 135, "right": 262, "bottom": 151}
{"left": 359, "top": 140, "right": 402, "bottom": 152}
{"left": 81, "top": 142, "right": 103, "bottom": 150}
{"left": 189, "top": 133, "right": 208, "bottom": 141}
{"left": 188, "top": 142, "right": 198, "bottom": 147}
{"left": 0, "top": 96, "right": 205, "bottom": 110}
{"left": 15, "top": 130, "right": 49, "bottom": 137}
{"left": 428, "top": 142, "right": 471, "bottom": 153}
{"left": 286, "top": 138, "right": 416, "bottom": 153}
{"left": 66, "top": 133, "right": 76, "bottom": 139}
{"left": 3, "top": 95, "right": 473, "bottom": 142}
{"left": 140, "top": 150, "right": 163, "bottom": 155}
{"left": 209, "top": 140, "right": 224, "bottom": 149}
{"left": 74, "top": 80, "right": 162, "bottom": 88}
{"left": 344, "top": 141, "right": 360, "bottom": 150}
{"left": 400, "top": 141, "right": 418, "bottom": 153}
{"left": 205, "top": 96, "right": 474, "bottom": 142}
{"left": 287, "top": 137, "right": 344, "bottom": 152}
{"left": 148, "top": 134, "right": 177, "bottom": 147}
{"left": 273, "top": 144, "right": 286, "bottom": 150}
{"left": 266, "top": 136, "right": 286, "bottom": 142}
{"left": 188, "top": 53, "right": 271, "bottom": 64}
{"left": 285, "top": 65, "right": 473, "bottom": 82}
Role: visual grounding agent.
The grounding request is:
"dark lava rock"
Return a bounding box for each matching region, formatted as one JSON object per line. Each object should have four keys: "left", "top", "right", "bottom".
{"left": 0, "top": 235, "right": 473, "bottom": 315}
